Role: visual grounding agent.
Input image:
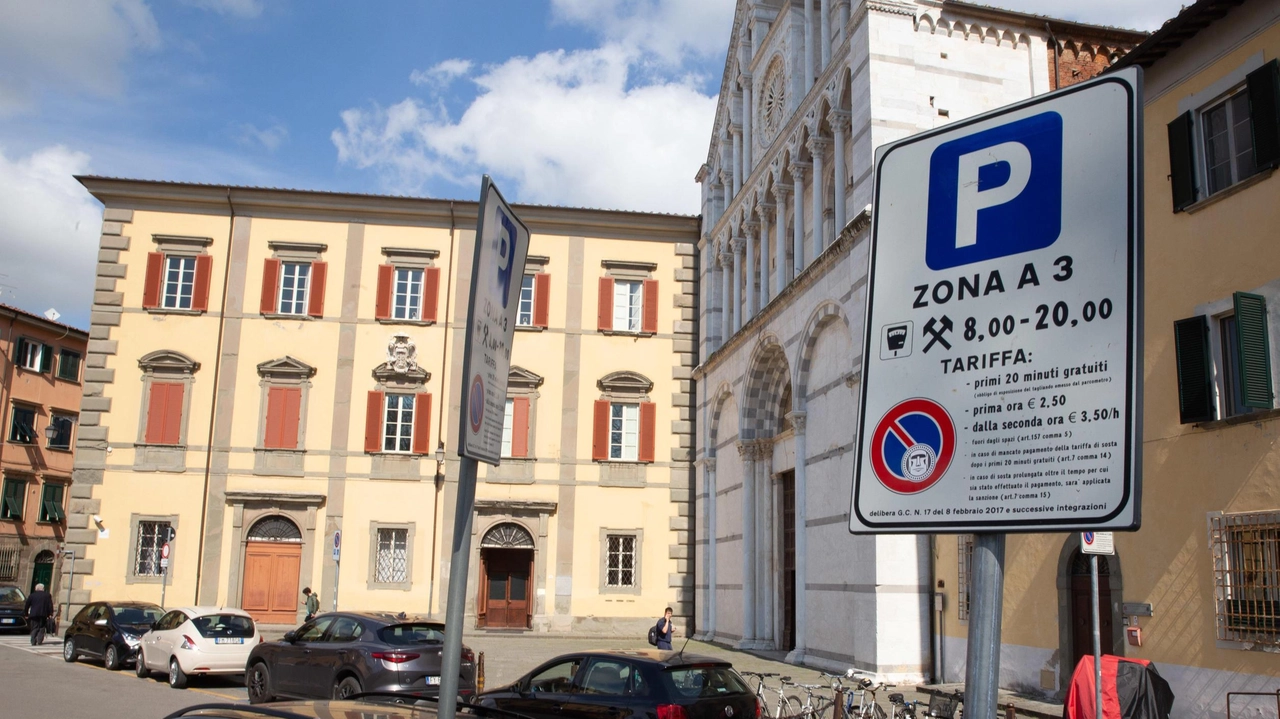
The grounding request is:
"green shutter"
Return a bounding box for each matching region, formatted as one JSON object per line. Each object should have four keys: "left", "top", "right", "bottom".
{"left": 1174, "top": 316, "right": 1215, "bottom": 423}
{"left": 40, "top": 484, "right": 64, "bottom": 523}
{"left": 1167, "top": 111, "right": 1197, "bottom": 212}
{"left": 1, "top": 481, "right": 24, "bottom": 520}
{"left": 13, "top": 338, "right": 27, "bottom": 366}
{"left": 39, "top": 344, "right": 53, "bottom": 374}
{"left": 1247, "top": 59, "right": 1280, "bottom": 170}
{"left": 1233, "top": 292, "right": 1274, "bottom": 409}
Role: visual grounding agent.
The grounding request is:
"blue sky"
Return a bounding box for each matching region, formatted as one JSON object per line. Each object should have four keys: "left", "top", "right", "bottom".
{"left": 0, "top": 0, "right": 1184, "bottom": 328}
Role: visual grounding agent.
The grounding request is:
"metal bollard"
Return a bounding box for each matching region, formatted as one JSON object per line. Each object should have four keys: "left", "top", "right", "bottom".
{"left": 833, "top": 688, "right": 845, "bottom": 719}
{"left": 477, "top": 651, "right": 485, "bottom": 693}
{"left": 1005, "top": 703, "right": 1016, "bottom": 719}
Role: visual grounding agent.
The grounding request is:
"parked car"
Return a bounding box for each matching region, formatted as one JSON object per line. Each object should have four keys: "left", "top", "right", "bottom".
{"left": 136, "top": 606, "right": 261, "bottom": 689}
{"left": 165, "top": 696, "right": 514, "bottom": 719}
{"left": 477, "top": 650, "right": 756, "bottom": 719}
{"left": 62, "top": 601, "right": 164, "bottom": 670}
{"left": 0, "top": 585, "right": 28, "bottom": 632}
{"left": 243, "top": 612, "right": 477, "bottom": 704}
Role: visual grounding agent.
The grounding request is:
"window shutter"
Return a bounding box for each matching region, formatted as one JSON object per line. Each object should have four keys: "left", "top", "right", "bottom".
{"left": 39, "top": 345, "right": 53, "bottom": 374}
{"left": 598, "top": 278, "right": 614, "bottom": 332}
{"left": 638, "top": 401, "right": 656, "bottom": 463}
{"left": 307, "top": 261, "right": 327, "bottom": 318}
{"left": 1233, "top": 292, "right": 1274, "bottom": 409}
{"left": 412, "top": 392, "right": 433, "bottom": 454}
{"left": 1173, "top": 316, "right": 1214, "bottom": 424}
{"left": 642, "top": 278, "right": 659, "bottom": 334}
{"left": 264, "top": 387, "right": 301, "bottom": 450}
{"left": 163, "top": 383, "right": 184, "bottom": 444}
{"left": 375, "top": 264, "right": 394, "bottom": 320}
{"left": 1248, "top": 59, "right": 1280, "bottom": 170}
{"left": 146, "top": 383, "right": 184, "bottom": 444}
{"left": 143, "top": 252, "right": 164, "bottom": 309}
{"left": 192, "top": 254, "right": 213, "bottom": 313}
{"left": 14, "top": 338, "right": 27, "bottom": 365}
{"left": 423, "top": 267, "right": 441, "bottom": 323}
{"left": 260, "top": 258, "right": 281, "bottom": 314}
{"left": 365, "top": 391, "right": 385, "bottom": 453}
{"left": 1167, "top": 111, "right": 1197, "bottom": 212}
{"left": 592, "top": 399, "right": 611, "bottom": 461}
{"left": 534, "top": 273, "right": 551, "bottom": 328}
{"left": 264, "top": 388, "right": 284, "bottom": 449}
{"left": 511, "top": 397, "right": 530, "bottom": 458}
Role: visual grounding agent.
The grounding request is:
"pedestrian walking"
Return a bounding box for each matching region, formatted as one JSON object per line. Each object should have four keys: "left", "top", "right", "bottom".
{"left": 654, "top": 606, "right": 675, "bottom": 650}
{"left": 24, "top": 582, "right": 54, "bottom": 646}
{"left": 302, "top": 587, "right": 319, "bottom": 622}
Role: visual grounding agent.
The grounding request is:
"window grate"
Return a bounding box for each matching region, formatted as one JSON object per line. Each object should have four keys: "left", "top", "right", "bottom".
{"left": 606, "top": 534, "right": 636, "bottom": 587}
{"left": 958, "top": 534, "right": 974, "bottom": 622}
{"left": 135, "top": 521, "right": 171, "bottom": 577}
{"left": 375, "top": 528, "right": 408, "bottom": 583}
{"left": 0, "top": 542, "right": 18, "bottom": 581}
{"left": 1211, "top": 511, "right": 1280, "bottom": 644}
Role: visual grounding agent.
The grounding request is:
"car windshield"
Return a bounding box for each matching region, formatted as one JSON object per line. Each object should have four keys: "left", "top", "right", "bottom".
{"left": 378, "top": 623, "right": 446, "bottom": 645}
{"left": 0, "top": 587, "right": 25, "bottom": 604}
{"left": 193, "top": 614, "right": 256, "bottom": 638}
{"left": 663, "top": 666, "right": 750, "bottom": 698}
{"left": 114, "top": 607, "right": 164, "bottom": 625}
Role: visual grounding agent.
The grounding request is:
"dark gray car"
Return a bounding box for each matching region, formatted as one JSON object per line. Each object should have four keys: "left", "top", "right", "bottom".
{"left": 244, "top": 612, "right": 477, "bottom": 704}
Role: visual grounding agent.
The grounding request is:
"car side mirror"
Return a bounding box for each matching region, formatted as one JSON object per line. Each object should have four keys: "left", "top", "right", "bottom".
{"left": 283, "top": 630, "right": 297, "bottom": 643}
{"left": 94, "top": 618, "right": 109, "bottom": 627}
{"left": 150, "top": 622, "right": 159, "bottom": 631}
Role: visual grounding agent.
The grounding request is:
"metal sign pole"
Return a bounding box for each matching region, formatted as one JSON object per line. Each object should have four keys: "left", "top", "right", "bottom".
{"left": 161, "top": 564, "right": 168, "bottom": 609}
{"left": 438, "top": 456, "right": 478, "bottom": 716}
{"left": 1092, "top": 554, "right": 1103, "bottom": 719}
{"left": 63, "top": 550, "right": 75, "bottom": 621}
{"left": 963, "top": 533, "right": 1005, "bottom": 719}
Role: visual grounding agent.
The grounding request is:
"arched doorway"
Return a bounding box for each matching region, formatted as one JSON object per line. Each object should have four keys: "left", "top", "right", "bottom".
{"left": 1069, "top": 552, "right": 1114, "bottom": 670}
{"left": 242, "top": 516, "right": 303, "bottom": 624}
{"left": 478, "top": 523, "right": 533, "bottom": 629}
{"left": 30, "top": 550, "right": 55, "bottom": 594}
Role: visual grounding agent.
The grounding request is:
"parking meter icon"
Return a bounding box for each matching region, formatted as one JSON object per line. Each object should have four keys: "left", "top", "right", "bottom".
{"left": 881, "top": 322, "right": 913, "bottom": 360}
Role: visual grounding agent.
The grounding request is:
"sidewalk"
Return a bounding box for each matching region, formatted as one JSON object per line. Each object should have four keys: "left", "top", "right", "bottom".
{"left": 917, "top": 684, "right": 1064, "bottom": 719}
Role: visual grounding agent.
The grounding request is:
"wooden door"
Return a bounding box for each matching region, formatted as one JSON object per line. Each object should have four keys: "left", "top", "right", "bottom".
{"left": 242, "top": 541, "right": 302, "bottom": 624}
{"left": 1070, "top": 555, "right": 1114, "bottom": 670}
{"left": 483, "top": 549, "right": 532, "bottom": 629}
{"left": 779, "top": 472, "right": 797, "bottom": 652}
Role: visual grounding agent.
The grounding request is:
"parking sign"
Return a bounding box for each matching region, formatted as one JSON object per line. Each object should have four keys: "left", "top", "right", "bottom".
{"left": 851, "top": 68, "right": 1143, "bottom": 533}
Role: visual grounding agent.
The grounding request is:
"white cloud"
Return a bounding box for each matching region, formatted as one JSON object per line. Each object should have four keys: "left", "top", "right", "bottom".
{"left": 0, "top": 145, "right": 103, "bottom": 328}
{"left": 0, "top": 0, "right": 160, "bottom": 114}
{"left": 182, "top": 0, "right": 264, "bottom": 18}
{"left": 334, "top": 46, "right": 715, "bottom": 214}
{"left": 550, "top": 0, "right": 734, "bottom": 65}
{"left": 236, "top": 122, "right": 289, "bottom": 152}
{"left": 410, "top": 59, "right": 475, "bottom": 89}
{"left": 995, "top": 0, "right": 1188, "bottom": 31}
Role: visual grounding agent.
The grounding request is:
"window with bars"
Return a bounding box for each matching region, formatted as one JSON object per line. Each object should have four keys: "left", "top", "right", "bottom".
{"left": 163, "top": 256, "right": 197, "bottom": 310}
{"left": 958, "top": 534, "right": 975, "bottom": 622}
{"left": 383, "top": 393, "right": 415, "bottom": 453}
{"left": 612, "top": 280, "right": 643, "bottom": 332}
{"left": 394, "top": 268, "right": 424, "bottom": 321}
{"left": 375, "top": 527, "right": 409, "bottom": 584}
{"left": 135, "top": 521, "right": 171, "bottom": 577}
{"left": 0, "top": 543, "right": 18, "bottom": 581}
{"left": 517, "top": 275, "right": 536, "bottom": 326}
{"left": 278, "top": 262, "right": 311, "bottom": 315}
{"left": 609, "top": 403, "right": 640, "bottom": 461}
{"left": 1211, "top": 511, "right": 1280, "bottom": 644}
{"left": 605, "top": 534, "right": 636, "bottom": 588}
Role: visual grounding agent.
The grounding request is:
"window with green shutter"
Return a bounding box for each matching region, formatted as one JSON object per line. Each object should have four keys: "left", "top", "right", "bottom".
{"left": 1174, "top": 316, "right": 1215, "bottom": 424}
{"left": 1232, "top": 292, "right": 1273, "bottom": 410}
{"left": 1247, "top": 59, "right": 1280, "bottom": 171}
{"left": 39, "top": 483, "right": 65, "bottom": 523}
{"left": 1168, "top": 111, "right": 1197, "bottom": 212}
{"left": 1, "top": 479, "right": 25, "bottom": 520}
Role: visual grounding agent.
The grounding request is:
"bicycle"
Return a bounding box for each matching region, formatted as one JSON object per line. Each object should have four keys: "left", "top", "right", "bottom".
{"left": 847, "top": 675, "right": 889, "bottom": 719}
{"left": 741, "top": 671, "right": 793, "bottom": 719}
{"left": 780, "top": 677, "right": 833, "bottom": 719}
{"left": 887, "top": 692, "right": 924, "bottom": 719}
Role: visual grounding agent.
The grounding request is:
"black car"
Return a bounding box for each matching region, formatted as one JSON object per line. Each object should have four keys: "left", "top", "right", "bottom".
{"left": 0, "top": 585, "right": 28, "bottom": 632}
{"left": 165, "top": 696, "right": 520, "bottom": 719}
{"left": 62, "top": 601, "right": 164, "bottom": 670}
{"left": 477, "top": 650, "right": 757, "bottom": 719}
{"left": 244, "top": 612, "right": 477, "bottom": 704}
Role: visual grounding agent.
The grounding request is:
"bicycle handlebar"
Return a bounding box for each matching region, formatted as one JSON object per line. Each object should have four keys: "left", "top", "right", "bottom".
{"left": 740, "top": 672, "right": 780, "bottom": 678}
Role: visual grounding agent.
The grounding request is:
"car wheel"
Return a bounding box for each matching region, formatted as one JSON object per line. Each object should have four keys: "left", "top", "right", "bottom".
{"left": 62, "top": 637, "right": 78, "bottom": 663}
{"left": 135, "top": 649, "right": 150, "bottom": 678}
{"left": 246, "top": 662, "right": 275, "bottom": 704}
{"left": 168, "top": 658, "right": 188, "bottom": 689}
{"left": 333, "top": 676, "right": 362, "bottom": 700}
{"left": 104, "top": 644, "right": 121, "bottom": 671}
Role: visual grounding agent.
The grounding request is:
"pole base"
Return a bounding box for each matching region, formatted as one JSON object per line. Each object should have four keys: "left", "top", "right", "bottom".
{"left": 784, "top": 648, "right": 807, "bottom": 664}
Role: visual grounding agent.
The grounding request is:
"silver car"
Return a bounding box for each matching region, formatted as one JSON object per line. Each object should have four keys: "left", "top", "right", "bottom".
{"left": 244, "top": 612, "right": 477, "bottom": 703}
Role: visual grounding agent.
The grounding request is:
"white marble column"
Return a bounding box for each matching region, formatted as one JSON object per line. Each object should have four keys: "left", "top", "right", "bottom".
{"left": 719, "top": 246, "right": 733, "bottom": 347}
{"left": 830, "top": 109, "right": 850, "bottom": 237}
{"left": 808, "top": 136, "right": 829, "bottom": 255}
{"left": 705, "top": 240, "right": 721, "bottom": 351}
{"left": 838, "top": 0, "right": 850, "bottom": 34}
{"left": 745, "top": 219, "right": 759, "bottom": 318}
{"left": 741, "top": 74, "right": 754, "bottom": 176}
{"left": 820, "top": 0, "right": 831, "bottom": 69}
{"left": 732, "top": 125, "right": 743, "bottom": 198}
{"left": 773, "top": 185, "right": 791, "bottom": 291}
{"left": 784, "top": 412, "right": 809, "bottom": 663}
{"left": 790, "top": 162, "right": 809, "bottom": 272}
{"left": 700, "top": 457, "right": 718, "bottom": 640}
{"left": 754, "top": 440, "right": 775, "bottom": 647}
{"left": 730, "top": 237, "right": 744, "bottom": 334}
{"left": 804, "top": 0, "right": 815, "bottom": 91}
{"left": 737, "top": 441, "right": 757, "bottom": 648}
{"left": 757, "top": 203, "right": 774, "bottom": 306}
{"left": 721, "top": 171, "right": 732, "bottom": 217}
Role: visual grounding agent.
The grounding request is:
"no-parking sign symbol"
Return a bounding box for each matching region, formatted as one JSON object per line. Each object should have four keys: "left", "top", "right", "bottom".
{"left": 870, "top": 398, "right": 956, "bottom": 494}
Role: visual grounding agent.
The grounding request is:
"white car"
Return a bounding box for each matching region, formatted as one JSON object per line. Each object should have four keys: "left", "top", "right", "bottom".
{"left": 135, "top": 606, "right": 261, "bottom": 688}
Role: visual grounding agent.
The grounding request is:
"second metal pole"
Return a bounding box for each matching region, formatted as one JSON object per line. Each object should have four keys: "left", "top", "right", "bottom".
{"left": 439, "top": 456, "right": 479, "bottom": 719}
{"left": 963, "top": 533, "right": 1006, "bottom": 719}
{"left": 1091, "top": 554, "right": 1103, "bottom": 719}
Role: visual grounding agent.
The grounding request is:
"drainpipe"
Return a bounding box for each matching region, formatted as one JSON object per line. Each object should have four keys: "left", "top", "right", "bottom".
{"left": 428, "top": 202, "right": 459, "bottom": 617}
{"left": 932, "top": 534, "right": 942, "bottom": 683}
{"left": 0, "top": 312, "right": 15, "bottom": 505}
{"left": 194, "top": 189, "right": 237, "bottom": 604}
{"left": 1045, "top": 24, "right": 1060, "bottom": 92}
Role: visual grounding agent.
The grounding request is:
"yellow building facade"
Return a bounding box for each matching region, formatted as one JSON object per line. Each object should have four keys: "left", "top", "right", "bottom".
{"left": 934, "top": 2, "right": 1280, "bottom": 716}
{"left": 67, "top": 178, "right": 700, "bottom": 633}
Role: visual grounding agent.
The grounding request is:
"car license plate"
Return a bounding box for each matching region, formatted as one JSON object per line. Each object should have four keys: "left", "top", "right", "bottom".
{"left": 0, "top": 618, "right": 14, "bottom": 624}
{"left": 215, "top": 637, "right": 244, "bottom": 644}
{"left": 426, "top": 676, "right": 441, "bottom": 686}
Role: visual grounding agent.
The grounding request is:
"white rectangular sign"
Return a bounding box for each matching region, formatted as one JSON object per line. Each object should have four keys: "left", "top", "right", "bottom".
{"left": 851, "top": 68, "right": 1143, "bottom": 533}
{"left": 459, "top": 176, "right": 530, "bottom": 466}
{"left": 1081, "top": 531, "right": 1115, "bottom": 555}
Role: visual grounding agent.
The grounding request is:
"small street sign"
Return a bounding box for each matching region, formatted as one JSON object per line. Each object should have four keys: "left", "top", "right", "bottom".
{"left": 160, "top": 557, "right": 169, "bottom": 569}
{"left": 851, "top": 67, "right": 1143, "bottom": 534}
{"left": 333, "top": 530, "right": 341, "bottom": 562}
{"left": 1081, "top": 530, "right": 1115, "bottom": 555}
{"left": 160, "top": 542, "right": 170, "bottom": 560}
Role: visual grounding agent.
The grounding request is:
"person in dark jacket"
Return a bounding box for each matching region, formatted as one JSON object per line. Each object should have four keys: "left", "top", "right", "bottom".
{"left": 654, "top": 607, "right": 675, "bottom": 650}
{"left": 23, "top": 583, "right": 54, "bottom": 646}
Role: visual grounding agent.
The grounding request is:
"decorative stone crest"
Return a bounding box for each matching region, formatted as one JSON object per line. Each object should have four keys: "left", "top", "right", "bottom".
{"left": 374, "top": 333, "right": 430, "bottom": 384}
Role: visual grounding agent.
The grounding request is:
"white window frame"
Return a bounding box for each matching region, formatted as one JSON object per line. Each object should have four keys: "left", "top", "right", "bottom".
{"left": 16, "top": 340, "right": 43, "bottom": 371}
{"left": 162, "top": 255, "right": 197, "bottom": 310}
{"left": 278, "top": 262, "right": 311, "bottom": 316}
{"left": 375, "top": 527, "right": 409, "bottom": 584}
{"left": 1197, "top": 281, "right": 1280, "bottom": 423}
{"left": 501, "top": 398, "right": 515, "bottom": 458}
{"left": 1200, "top": 89, "right": 1256, "bottom": 197}
{"left": 612, "top": 280, "right": 643, "bottom": 333}
{"left": 393, "top": 267, "right": 424, "bottom": 321}
{"left": 382, "top": 393, "right": 415, "bottom": 454}
{"left": 609, "top": 402, "right": 640, "bottom": 462}
{"left": 517, "top": 274, "right": 536, "bottom": 327}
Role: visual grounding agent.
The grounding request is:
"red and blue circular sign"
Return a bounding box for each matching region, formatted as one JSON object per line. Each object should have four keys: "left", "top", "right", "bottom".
{"left": 870, "top": 398, "right": 956, "bottom": 494}
{"left": 468, "top": 375, "right": 485, "bottom": 434}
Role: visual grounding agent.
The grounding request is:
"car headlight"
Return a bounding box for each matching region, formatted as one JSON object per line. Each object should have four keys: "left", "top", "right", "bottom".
{"left": 122, "top": 634, "right": 141, "bottom": 647}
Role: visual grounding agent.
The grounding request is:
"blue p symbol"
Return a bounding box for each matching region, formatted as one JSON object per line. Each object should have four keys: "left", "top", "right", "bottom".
{"left": 495, "top": 209, "right": 516, "bottom": 308}
{"left": 925, "top": 112, "right": 1062, "bottom": 270}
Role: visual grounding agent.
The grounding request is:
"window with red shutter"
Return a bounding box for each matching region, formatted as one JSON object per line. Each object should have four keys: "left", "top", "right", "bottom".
{"left": 307, "top": 261, "right": 327, "bottom": 318}
{"left": 365, "top": 391, "right": 385, "bottom": 453}
{"left": 638, "top": 401, "right": 656, "bottom": 463}
{"left": 142, "top": 253, "right": 164, "bottom": 309}
{"left": 642, "top": 279, "right": 659, "bottom": 334}
{"left": 423, "top": 267, "right": 441, "bottom": 323}
{"left": 592, "top": 399, "right": 611, "bottom": 461}
{"left": 597, "top": 278, "right": 614, "bottom": 332}
{"left": 412, "top": 392, "right": 433, "bottom": 454}
{"left": 264, "top": 387, "right": 301, "bottom": 450}
{"left": 145, "top": 382, "right": 185, "bottom": 445}
{"left": 375, "top": 264, "right": 394, "bottom": 320}
{"left": 511, "top": 396, "right": 530, "bottom": 457}
{"left": 534, "top": 273, "right": 551, "bottom": 328}
{"left": 192, "top": 255, "right": 213, "bottom": 312}
{"left": 260, "top": 258, "right": 281, "bottom": 314}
